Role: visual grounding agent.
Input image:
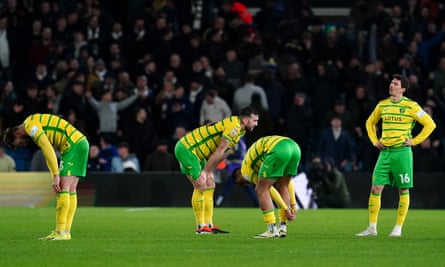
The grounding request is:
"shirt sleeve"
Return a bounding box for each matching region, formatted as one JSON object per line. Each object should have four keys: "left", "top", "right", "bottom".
{"left": 25, "top": 123, "right": 59, "bottom": 177}
{"left": 365, "top": 103, "right": 382, "bottom": 146}
{"left": 411, "top": 104, "right": 436, "bottom": 146}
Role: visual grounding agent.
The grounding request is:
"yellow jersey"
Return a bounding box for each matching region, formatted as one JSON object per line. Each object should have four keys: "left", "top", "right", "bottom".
{"left": 241, "top": 135, "right": 290, "bottom": 184}
{"left": 365, "top": 97, "right": 436, "bottom": 147}
{"left": 180, "top": 116, "right": 245, "bottom": 161}
{"left": 23, "top": 113, "right": 85, "bottom": 176}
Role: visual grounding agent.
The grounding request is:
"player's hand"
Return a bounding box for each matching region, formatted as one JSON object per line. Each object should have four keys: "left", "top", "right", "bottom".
{"left": 194, "top": 172, "right": 208, "bottom": 189}
{"left": 286, "top": 207, "right": 297, "bottom": 221}
{"left": 404, "top": 139, "right": 413, "bottom": 146}
{"left": 52, "top": 175, "right": 61, "bottom": 193}
{"left": 375, "top": 141, "right": 385, "bottom": 150}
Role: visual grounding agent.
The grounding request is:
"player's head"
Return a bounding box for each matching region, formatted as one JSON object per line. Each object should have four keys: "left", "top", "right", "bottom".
{"left": 391, "top": 74, "right": 409, "bottom": 93}
{"left": 239, "top": 106, "right": 259, "bottom": 131}
{"left": 232, "top": 168, "right": 249, "bottom": 185}
{"left": 2, "top": 126, "right": 31, "bottom": 150}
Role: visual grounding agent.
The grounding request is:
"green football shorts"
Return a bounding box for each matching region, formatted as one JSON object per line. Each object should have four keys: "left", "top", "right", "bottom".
{"left": 60, "top": 138, "right": 89, "bottom": 178}
{"left": 258, "top": 139, "right": 301, "bottom": 180}
{"left": 174, "top": 141, "right": 205, "bottom": 180}
{"left": 372, "top": 146, "right": 413, "bottom": 188}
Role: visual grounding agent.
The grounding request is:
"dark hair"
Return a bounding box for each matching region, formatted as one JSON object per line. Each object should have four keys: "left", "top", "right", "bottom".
{"left": 239, "top": 106, "right": 259, "bottom": 117}
{"left": 2, "top": 127, "right": 16, "bottom": 150}
{"left": 392, "top": 74, "right": 409, "bottom": 91}
{"left": 118, "top": 141, "right": 129, "bottom": 148}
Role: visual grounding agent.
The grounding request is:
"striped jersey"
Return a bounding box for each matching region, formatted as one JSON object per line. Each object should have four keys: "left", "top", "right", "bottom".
{"left": 23, "top": 113, "right": 85, "bottom": 176}
{"left": 180, "top": 116, "right": 245, "bottom": 160}
{"left": 365, "top": 97, "right": 436, "bottom": 147}
{"left": 241, "top": 135, "right": 290, "bottom": 184}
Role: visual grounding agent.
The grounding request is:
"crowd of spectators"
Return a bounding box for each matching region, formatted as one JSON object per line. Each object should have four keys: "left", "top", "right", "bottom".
{"left": 0, "top": 0, "right": 444, "bottom": 174}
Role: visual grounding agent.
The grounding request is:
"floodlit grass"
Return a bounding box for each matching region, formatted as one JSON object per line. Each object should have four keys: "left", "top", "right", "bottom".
{"left": 0, "top": 207, "right": 444, "bottom": 267}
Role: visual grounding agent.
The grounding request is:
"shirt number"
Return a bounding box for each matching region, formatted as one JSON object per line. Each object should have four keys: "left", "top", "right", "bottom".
{"left": 399, "top": 173, "right": 410, "bottom": 184}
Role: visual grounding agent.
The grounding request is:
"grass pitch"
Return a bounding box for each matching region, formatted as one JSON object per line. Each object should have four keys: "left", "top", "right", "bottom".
{"left": 0, "top": 207, "right": 444, "bottom": 267}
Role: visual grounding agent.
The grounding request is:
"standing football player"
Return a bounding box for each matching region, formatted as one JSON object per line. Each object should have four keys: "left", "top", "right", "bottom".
{"left": 356, "top": 74, "right": 436, "bottom": 237}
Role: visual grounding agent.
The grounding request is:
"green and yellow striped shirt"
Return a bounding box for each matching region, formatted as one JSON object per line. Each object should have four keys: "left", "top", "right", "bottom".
{"left": 180, "top": 116, "right": 245, "bottom": 161}
{"left": 365, "top": 97, "right": 436, "bottom": 148}
{"left": 23, "top": 113, "right": 85, "bottom": 176}
{"left": 241, "top": 135, "right": 290, "bottom": 184}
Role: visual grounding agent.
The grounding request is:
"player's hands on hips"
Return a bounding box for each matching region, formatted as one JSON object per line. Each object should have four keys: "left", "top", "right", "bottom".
{"left": 52, "top": 175, "right": 61, "bottom": 193}
{"left": 404, "top": 139, "right": 413, "bottom": 146}
{"left": 375, "top": 141, "right": 385, "bottom": 150}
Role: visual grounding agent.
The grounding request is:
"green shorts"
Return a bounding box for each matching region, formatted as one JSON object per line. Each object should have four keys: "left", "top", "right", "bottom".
{"left": 60, "top": 138, "right": 89, "bottom": 178}
{"left": 174, "top": 142, "right": 205, "bottom": 180}
{"left": 372, "top": 146, "right": 413, "bottom": 188}
{"left": 258, "top": 139, "right": 301, "bottom": 180}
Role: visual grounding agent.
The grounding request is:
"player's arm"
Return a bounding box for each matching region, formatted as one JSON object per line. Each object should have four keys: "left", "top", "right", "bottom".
{"left": 34, "top": 132, "right": 59, "bottom": 177}
{"left": 410, "top": 107, "right": 436, "bottom": 146}
{"left": 288, "top": 180, "right": 297, "bottom": 208}
{"left": 365, "top": 103, "right": 382, "bottom": 146}
{"left": 202, "top": 137, "right": 230, "bottom": 173}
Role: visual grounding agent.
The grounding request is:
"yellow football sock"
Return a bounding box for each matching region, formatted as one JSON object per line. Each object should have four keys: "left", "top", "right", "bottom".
{"left": 262, "top": 209, "right": 276, "bottom": 225}
{"left": 369, "top": 192, "right": 381, "bottom": 224}
{"left": 192, "top": 189, "right": 205, "bottom": 226}
{"left": 65, "top": 193, "right": 78, "bottom": 232}
{"left": 55, "top": 191, "right": 70, "bottom": 232}
{"left": 396, "top": 192, "right": 410, "bottom": 226}
{"left": 204, "top": 188, "right": 215, "bottom": 226}
{"left": 278, "top": 208, "right": 287, "bottom": 223}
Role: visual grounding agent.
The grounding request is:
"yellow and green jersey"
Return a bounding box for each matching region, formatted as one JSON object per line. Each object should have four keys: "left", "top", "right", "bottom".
{"left": 23, "top": 113, "right": 86, "bottom": 176}
{"left": 241, "top": 135, "right": 290, "bottom": 184}
{"left": 180, "top": 116, "right": 245, "bottom": 161}
{"left": 366, "top": 97, "right": 436, "bottom": 147}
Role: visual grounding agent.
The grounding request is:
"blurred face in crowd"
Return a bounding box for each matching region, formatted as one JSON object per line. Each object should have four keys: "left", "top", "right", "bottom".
{"left": 89, "top": 145, "right": 100, "bottom": 158}
{"left": 112, "top": 22, "right": 122, "bottom": 33}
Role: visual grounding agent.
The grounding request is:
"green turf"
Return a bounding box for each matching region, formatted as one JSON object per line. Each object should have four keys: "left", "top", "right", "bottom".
{"left": 0, "top": 207, "right": 444, "bottom": 267}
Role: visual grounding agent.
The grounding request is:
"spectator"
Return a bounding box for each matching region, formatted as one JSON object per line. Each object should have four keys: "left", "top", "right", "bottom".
{"left": 0, "top": 16, "right": 12, "bottom": 81}
{"left": 286, "top": 92, "right": 312, "bottom": 167}
{"left": 317, "top": 116, "right": 355, "bottom": 172}
{"left": 165, "top": 84, "right": 196, "bottom": 136}
{"left": 0, "top": 143, "right": 16, "bottom": 171}
{"left": 28, "top": 26, "right": 54, "bottom": 67}
{"left": 199, "top": 89, "right": 231, "bottom": 125}
{"left": 220, "top": 49, "right": 245, "bottom": 89}
{"left": 323, "top": 99, "right": 355, "bottom": 133}
{"left": 22, "top": 83, "right": 47, "bottom": 116}
{"left": 211, "top": 66, "right": 236, "bottom": 108}
{"left": 257, "top": 67, "right": 287, "bottom": 133}
{"left": 58, "top": 82, "right": 89, "bottom": 130}
{"left": 232, "top": 73, "right": 268, "bottom": 114}
{"left": 26, "top": 63, "right": 52, "bottom": 92}
{"left": 143, "top": 139, "right": 178, "bottom": 171}
{"left": 309, "top": 62, "right": 338, "bottom": 133}
{"left": 122, "top": 106, "right": 157, "bottom": 166}
{"left": 0, "top": 81, "right": 18, "bottom": 117}
{"left": 87, "top": 144, "right": 107, "bottom": 172}
{"left": 85, "top": 88, "right": 140, "bottom": 144}
{"left": 282, "top": 62, "right": 310, "bottom": 107}
{"left": 168, "top": 124, "right": 188, "bottom": 152}
{"left": 111, "top": 142, "right": 140, "bottom": 173}
{"left": 97, "top": 135, "right": 118, "bottom": 172}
